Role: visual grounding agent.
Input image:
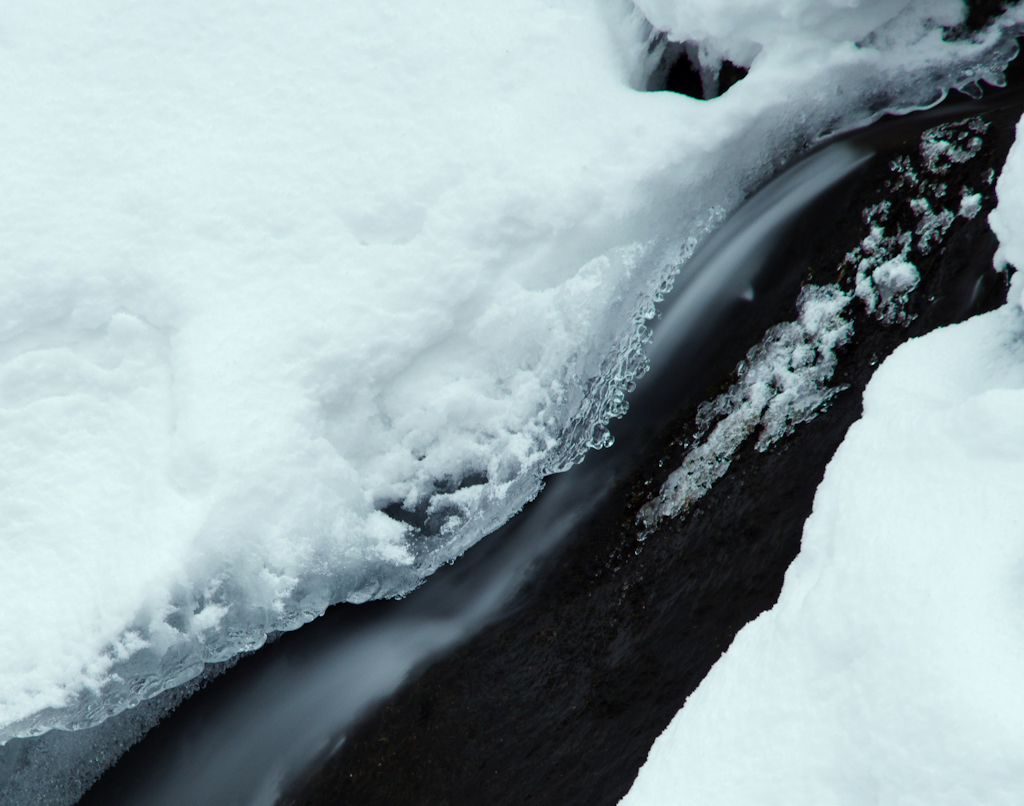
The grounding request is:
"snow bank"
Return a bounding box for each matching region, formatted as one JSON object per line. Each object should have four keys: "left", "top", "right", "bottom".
{"left": 621, "top": 113, "right": 1024, "bottom": 806}
{"left": 0, "top": 0, "right": 1019, "bottom": 743}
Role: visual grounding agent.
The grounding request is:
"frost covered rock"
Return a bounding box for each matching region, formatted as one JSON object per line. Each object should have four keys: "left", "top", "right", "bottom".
{"left": 634, "top": 0, "right": 1006, "bottom": 103}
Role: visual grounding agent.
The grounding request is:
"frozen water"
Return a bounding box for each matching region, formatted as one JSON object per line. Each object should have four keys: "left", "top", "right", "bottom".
{"left": 1, "top": 0, "right": 1022, "bottom": 747}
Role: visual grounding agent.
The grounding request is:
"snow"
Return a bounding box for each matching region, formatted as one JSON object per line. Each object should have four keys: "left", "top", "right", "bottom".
{"left": 621, "top": 112, "right": 1024, "bottom": 806}
{"left": 860, "top": 255, "right": 920, "bottom": 322}
{"left": 0, "top": 0, "right": 1021, "bottom": 745}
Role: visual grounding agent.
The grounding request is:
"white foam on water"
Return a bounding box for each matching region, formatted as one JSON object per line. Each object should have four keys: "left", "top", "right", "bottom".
{"left": 0, "top": 0, "right": 1020, "bottom": 745}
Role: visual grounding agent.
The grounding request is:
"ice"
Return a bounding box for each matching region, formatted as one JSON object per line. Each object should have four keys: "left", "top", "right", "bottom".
{"left": 621, "top": 111, "right": 1024, "bottom": 806}
{"left": 1, "top": 0, "right": 1022, "bottom": 746}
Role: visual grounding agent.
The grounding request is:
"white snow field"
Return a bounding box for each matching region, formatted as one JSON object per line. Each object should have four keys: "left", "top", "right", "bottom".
{"left": 621, "top": 114, "right": 1024, "bottom": 806}
{"left": 0, "top": 0, "right": 1019, "bottom": 744}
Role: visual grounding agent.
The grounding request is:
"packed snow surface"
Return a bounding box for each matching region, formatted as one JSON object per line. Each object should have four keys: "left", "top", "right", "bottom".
{"left": 621, "top": 113, "right": 1024, "bottom": 806}
{"left": 0, "top": 0, "right": 1019, "bottom": 742}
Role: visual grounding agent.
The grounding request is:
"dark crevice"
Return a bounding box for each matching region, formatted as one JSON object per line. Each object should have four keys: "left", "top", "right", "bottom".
{"left": 717, "top": 59, "right": 749, "bottom": 95}
{"left": 645, "top": 38, "right": 748, "bottom": 100}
